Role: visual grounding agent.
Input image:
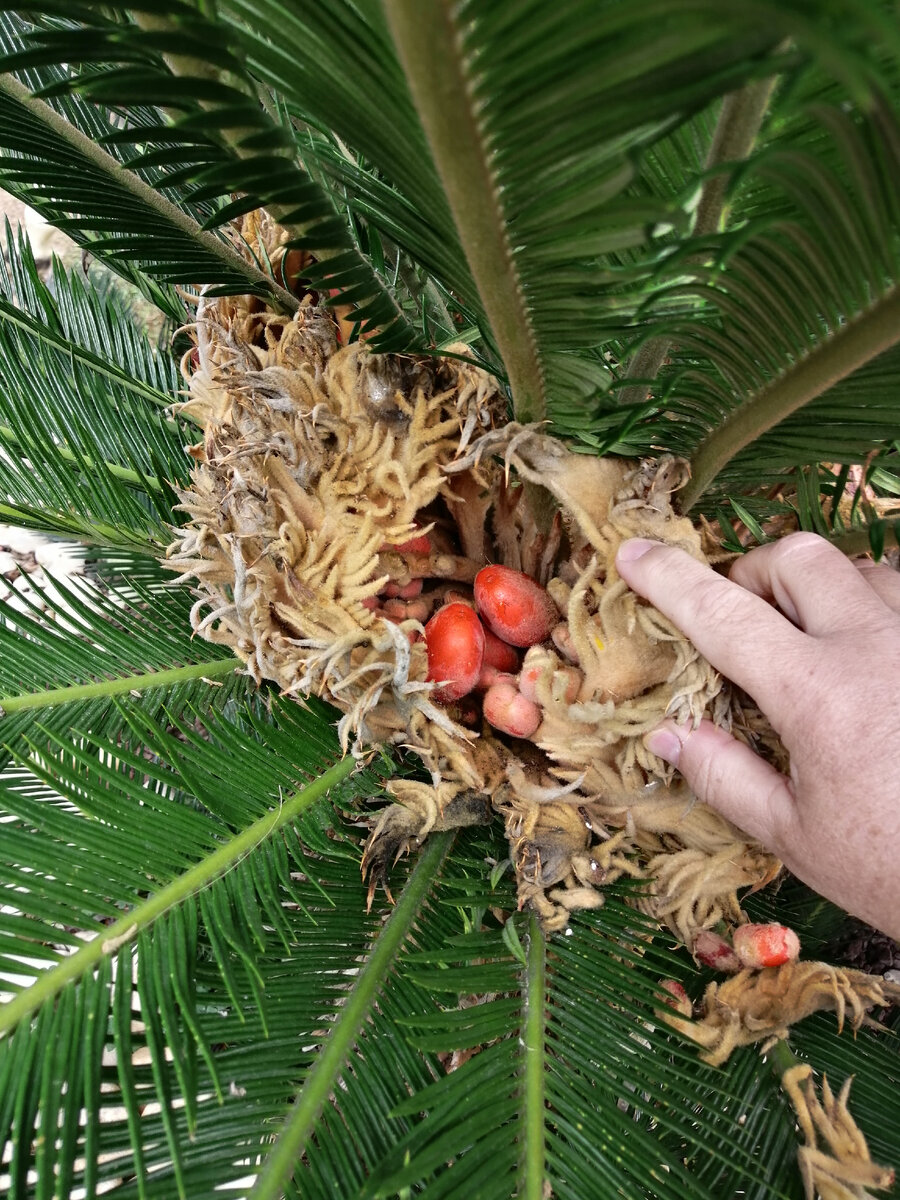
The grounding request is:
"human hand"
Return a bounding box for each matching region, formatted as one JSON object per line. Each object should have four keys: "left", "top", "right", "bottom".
{"left": 615, "top": 531, "right": 900, "bottom": 941}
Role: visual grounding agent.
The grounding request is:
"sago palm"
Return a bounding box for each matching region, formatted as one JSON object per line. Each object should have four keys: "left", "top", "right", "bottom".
{"left": 0, "top": 3, "right": 899, "bottom": 1198}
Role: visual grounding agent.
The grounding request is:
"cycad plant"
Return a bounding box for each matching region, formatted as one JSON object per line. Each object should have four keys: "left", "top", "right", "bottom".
{"left": 1, "top": 3, "right": 899, "bottom": 1198}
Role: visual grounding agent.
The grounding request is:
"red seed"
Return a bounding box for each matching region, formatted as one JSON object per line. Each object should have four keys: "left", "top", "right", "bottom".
{"left": 384, "top": 597, "right": 429, "bottom": 623}
{"left": 482, "top": 627, "right": 520, "bottom": 673}
{"left": 424, "top": 602, "right": 485, "bottom": 703}
{"left": 733, "top": 923, "right": 800, "bottom": 970}
{"left": 522, "top": 664, "right": 580, "bottom": 704}
{"left": 518, "top": 647, "right": 581, "bottom": 704}
{"left": 518, "top": 646, "right": 554, "bottom": 701}
{"left": 692, "top": 929, "right": 741, "bottom": 973}
{"left": 474, "top": 566, "right": 558, "bottom": 648}
{"left": 657, "top": 979, "right": 692, "bottom": 1018}
{"left": 404, "top": 599, "right": 429, "bottom": 624}
{"left": 476, "top": 666, "right": 518, "bottom": 692}
{"left": 397, "top": 534, "right": 432, "bottom": 554}
{"left": 383, "top": 529, "right": 432, "bottom": 555}
{"left": 397, "top": 577, "right": 424, "bottom": 599}
{"left": 482, "top": 681, "right": 541, "bottom": 738}
{"left": 383, "top": 579, "right": 423, "bottom": 599}
{"left": 382, "top": 598, "right": 407, "bottom": 620}
{"left": 557, "top": 667, "right": 581, "bottom": 703}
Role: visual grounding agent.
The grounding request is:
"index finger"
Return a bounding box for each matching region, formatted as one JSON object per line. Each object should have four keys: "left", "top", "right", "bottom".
{"left": 615, "top": 538, "right": 809, "bottom": 717}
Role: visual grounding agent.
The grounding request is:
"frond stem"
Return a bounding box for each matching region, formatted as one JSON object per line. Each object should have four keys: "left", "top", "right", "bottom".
{"left": 0, "top": 422, "right": 169, "bottom": 493}
{"left": 383, "top": 0, "right": 545, "bottom": 423}
{"left": 620, "top": 69, "right": 780, "bottom": 407}
{"left": 0, "top": 73, "right": 299, "bottom": 314}
{"left": 249, "top": 831, "right": 454, "bottom": 1200}
{"left": 828, "top": 522, "right": 899, "bottom": 558}
{"left": 521, "top": 911, "right": 547, "bottom": 1200}
{"left": 692, "top": 71, "right": 782, "bottom": 238}
{"left": 0, "top": 299, "right": 175, "bottom": 411}
{"left": 682, "top": 287, "right": 900, "bottom": 511}
{"left": 0, "top": 753, "right": 357, "bottom": 1036}
{"left": 0, "top": 503, "right": 158, "bottom": 551}
{"left": 129, "top": 16, "right": 414, "bottom": 336}
{"left": 0, "top": 656, "right": 239, "bottom": 714}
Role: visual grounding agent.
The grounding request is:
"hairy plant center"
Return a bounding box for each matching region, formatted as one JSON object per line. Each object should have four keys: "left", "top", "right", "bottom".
{"left": 167, "top": 217, "right": 790, "bottom": 947}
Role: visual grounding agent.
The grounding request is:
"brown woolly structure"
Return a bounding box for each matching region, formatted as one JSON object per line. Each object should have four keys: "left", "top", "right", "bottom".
{"left": 166, "top": 220, "right": 787, "bottom": 947}
{"left": 783, "top": 1066, "right": 896, "bottom": 1200}
{"left": 655, "top": 961, "right": 900, "bottom": 1195}
{"left": 659, "top": 961, "right": 900, "bottom": 1068}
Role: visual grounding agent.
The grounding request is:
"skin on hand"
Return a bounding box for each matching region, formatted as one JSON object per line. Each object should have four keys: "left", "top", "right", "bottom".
{"left": 615, "top": 531, "right": 900, "bottom": 940}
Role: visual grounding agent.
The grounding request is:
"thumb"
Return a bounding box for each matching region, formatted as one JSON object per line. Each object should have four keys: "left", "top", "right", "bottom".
{"left": 645, "top": 719, "right": 795, "bottom": 851}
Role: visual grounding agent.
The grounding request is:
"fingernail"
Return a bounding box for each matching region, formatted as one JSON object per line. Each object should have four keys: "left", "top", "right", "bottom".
{"left": 644, "top": 727, "right": 683, "bottom": 764}
{"left": 616, "top": 538, "right": 657, "bottom": 566}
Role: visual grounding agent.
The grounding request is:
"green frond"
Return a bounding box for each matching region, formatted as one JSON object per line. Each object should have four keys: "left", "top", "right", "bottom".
{"left": 0, "top": 554, "right": 244, "bottom": 765}
{"left": 0, "top": 695, "right": 371, "bottom": 1197}
{"left": 1, "top": 220, "right": 178, "bottom": 389}
{"left": 0, "top": 15, "right": 290, "bottom": 313}
{"left": 2, "top": 696, "right": 897, "bottom": 1195}
{"left": 362, "top": 892, "right": 809, "bottom": 1200}
{"left": 250, "top": 832, "right": 455, "bottom": 1200}
{"left": 380, "top": 1, "right": 769, "bottom": 421}
{"left": 0, "top": 229, "right": 190, "bottom": 545}
{"left": 210, "top": 0, "right": 900, "bottom": 425}
{"left": 0, "top": 6, "right": 427, "bottom": 348}
{"left": 378, "top": 0, "right": 900, "bottom": 425}
{"left": 612, "top": 101, "right": 900, "bottom": 510}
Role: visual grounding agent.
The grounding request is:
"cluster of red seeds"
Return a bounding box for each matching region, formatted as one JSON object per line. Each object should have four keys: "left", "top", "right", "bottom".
{"left": 362, "top": 531, "right": 434, "bottom": 626}
{"left": 659, "top": 923, "right": 802, "bottom": 1016}
{"left": 693, "top": 923, "right": 801, "bottom": 972}
{"left": 423, "top": 565, "right": 567, "bottom": 739}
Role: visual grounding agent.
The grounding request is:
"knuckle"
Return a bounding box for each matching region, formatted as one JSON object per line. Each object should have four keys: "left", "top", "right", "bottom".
{"left": 679, "top": 726, "right": 730, "bottom": 804}
{"left": 683, "top": 576, "right": 745, "bottom": 632}
{"left": 772, "top": 531, "right": 829, "bottom": 568}
{"left": 685, "top": 749, "right": 722, "bottom": 806}
{"left": 640, "top": 541, "right": 693, "bottom": 580}
{"left": 761, "top": 778, "right": 795, "bottom": 850}
{"left": 777, "top": 530, "right": 826, "bottom": 554}
{"left": 853, "top": 558, "right": 883, "bottom": 575}
{"left": 855, "top": 560, "right": 900, "bottom": 599}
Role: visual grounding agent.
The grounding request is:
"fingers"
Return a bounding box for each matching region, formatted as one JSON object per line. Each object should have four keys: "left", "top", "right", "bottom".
{"left": 645, "top": 719, "right": 795, "bottom": 850}
{"left": 728, "top": 532, "right": 886, "bottom": 634}
{"left": 615, "top": 538, "right": 807, "bottom": 713}
{"left": 854, "top": 559, "right": 900, "bottom": 616}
